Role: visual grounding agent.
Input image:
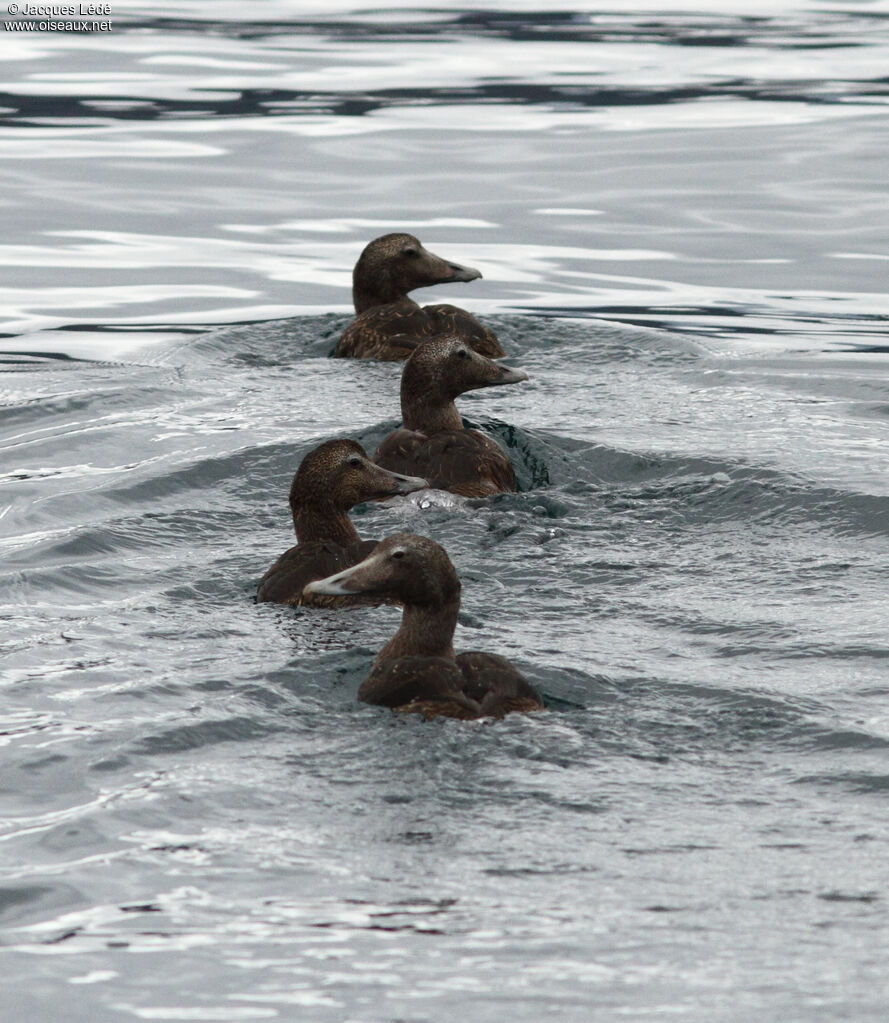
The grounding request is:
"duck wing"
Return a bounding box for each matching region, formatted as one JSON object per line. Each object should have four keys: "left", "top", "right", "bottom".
{"left": 456, "top": 652, "right": 544, "bottom": 717}
{"left": 372, "top": 427, "right": 432, "bottom": 479}
{"left": 335, "top": 303, "right": 433, "bottom": 360}
{"left": 335, "top": 302, "right": 503, "bottom": 360}
{"left": 256, "top": 538, "right": 379, "bottom": 607}
{"left": 420, "top": 303, "right": 504, "bottom": 357}
{"left": 358, "top": 655, "right": 483, "bottom": 719}
{"left": 374, "top": 429, "right": 516, "bottom": 497}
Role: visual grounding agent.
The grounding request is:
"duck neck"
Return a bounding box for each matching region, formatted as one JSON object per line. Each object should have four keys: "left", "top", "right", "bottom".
{"left": 402, "top": 391, "right": 463, "bottom": 434}
{"left": 376, "top": 599, "right": 460, "bottom": 665}
{"left": 353, "top": 272, "right": 419, "bottom": 314}
{"left": 291, "top": 502, "right": 361, "bottom": 546}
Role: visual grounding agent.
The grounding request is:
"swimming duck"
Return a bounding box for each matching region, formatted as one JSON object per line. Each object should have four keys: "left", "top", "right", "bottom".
{"left": 373, "top": 335, "right": 528, "bottom": 497}
{"left": 304, "top": 533, "right": 543, "bottom": 719}
{"left": 256, "top": 440, "right": 428, "bottom": 607}
{"left": 334, "top": 233, "right": 504, "bottom": 360}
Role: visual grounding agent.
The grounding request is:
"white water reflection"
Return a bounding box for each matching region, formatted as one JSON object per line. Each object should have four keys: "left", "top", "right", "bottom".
{"left": 0, "top": 4, "right": 885, "bottom": 355}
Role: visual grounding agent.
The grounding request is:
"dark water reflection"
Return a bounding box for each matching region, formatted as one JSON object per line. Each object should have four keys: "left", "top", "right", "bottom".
{"left": 2, "top": 3, "right": 889, "bottom": 1022}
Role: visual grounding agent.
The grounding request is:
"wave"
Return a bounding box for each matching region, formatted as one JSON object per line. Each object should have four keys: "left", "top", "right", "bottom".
{"left": 2, "top": 9, "right": 886, "bottom": 129}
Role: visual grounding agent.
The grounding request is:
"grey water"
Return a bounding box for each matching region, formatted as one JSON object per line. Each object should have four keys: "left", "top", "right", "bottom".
{"left": 2, "top": 2, "right": 889, "bottom": 1020}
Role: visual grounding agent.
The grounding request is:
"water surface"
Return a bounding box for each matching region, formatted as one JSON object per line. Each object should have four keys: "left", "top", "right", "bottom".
{"left": 2, "top": 3, "right": 889, "bottom": 1021}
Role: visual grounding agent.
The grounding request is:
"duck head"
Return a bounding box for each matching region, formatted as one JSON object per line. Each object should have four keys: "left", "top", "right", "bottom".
{"left": 290, "top": 441, "right": 427, "bottom": 542}
{"left": 304, "top": 532, "right": 461, "bottom": 608}
{"left": 400, "top": 335, "right": 528, "bottom": 432}
{"left": 352, "top": 233, "right": 483, "bottom": 313}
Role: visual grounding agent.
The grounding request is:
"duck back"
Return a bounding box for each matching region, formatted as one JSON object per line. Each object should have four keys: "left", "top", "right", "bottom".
{"left": 357, "top": 651, "right": 542, "bottom": 719}
{"left": 336, "top": 300, "right": 503, "bottom": 361}
{"left": 455, "top": 652, "right": 544, "bottom": 716}
{"left": 257, "top": 539, "right": 379, "bottom": 608}
{"left": 374, "top": 428, "right": 516, "bottom": 498}
{"left": 357, "top": 654, "right": 478, "bottom": 714}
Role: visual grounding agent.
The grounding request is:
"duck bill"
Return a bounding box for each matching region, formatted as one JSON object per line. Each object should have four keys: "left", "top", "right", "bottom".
{"left": 304, "top": 551, "right": 384, "bottom": 599}
{"left": 442, "top": 259, "right": 482, "bottom": 284}
{"left": 470, "top": 360, "right": 529, "bottom": 391}
{"left": 420, "top": 245, "right": 483, "bottom": 286}
{"left": 389, "top": 470, "right": 429, "bottom": 495}
{"left": 491, "top": 364, "right": 528, "bottom": 385}
{"left": 366, "top": 461, "right": 428, "bottom": 497}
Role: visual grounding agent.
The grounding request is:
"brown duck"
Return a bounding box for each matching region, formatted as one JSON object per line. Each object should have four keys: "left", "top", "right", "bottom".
{"left": 256, "top": 440, "right": 427, "bottom": 607}
{"left": 334, "top": 233, "right": 503, "bottom": 360}
{"left": 304, "top": 533, "right": 543, "bottom": 719}
{"left": 373, "top": 335, "right": 528, "bottom": 498}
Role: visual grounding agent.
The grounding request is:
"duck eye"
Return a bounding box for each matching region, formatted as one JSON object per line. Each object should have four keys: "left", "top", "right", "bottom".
{"left": 390, "top": 549, "right": 406, "bottom": 560}
{"left": 456, "top": 348, "right": 470, "bottom": 360}
{"left": 403, "top": 247, "right": 420, "bottom": 258}
{"left": 347, "top": 456, "right": 362, "bottom": 467}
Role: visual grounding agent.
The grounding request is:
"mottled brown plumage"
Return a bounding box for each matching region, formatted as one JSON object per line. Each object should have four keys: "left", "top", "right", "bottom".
{"left": 334, "top": 233, "right": 503, "bottom": 360}
{"left": 256, "top": 440, "right": 427, "bottom": 608}
{"left": 303, "top": 533, "right": 544, "bottom": 719}
{"left": 373, "top": 336, "right": 528, "bottom": 497}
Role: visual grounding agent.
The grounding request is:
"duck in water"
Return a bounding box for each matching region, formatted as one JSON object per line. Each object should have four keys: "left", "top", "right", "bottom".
{"left": 334, "top": 233, "right": 503, "bottom": 360}
{"left": 304, "top": 533, "right": 543, "bottom": 719}
{"left": 257, "top": 440, "right": 427, "bottom": 607}
{"left": 374, "top": 335, "right": 528, "bottom": 497}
